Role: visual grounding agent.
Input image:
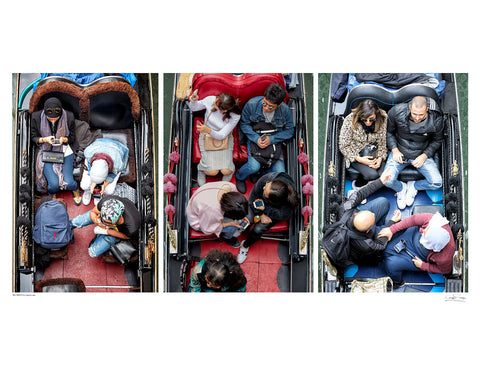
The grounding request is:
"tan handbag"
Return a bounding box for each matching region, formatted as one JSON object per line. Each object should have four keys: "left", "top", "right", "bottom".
{"left": 203, "top": 133, "right": 229, "bottom": 151}
{"left": 201, "top": 109, "right": 228, "bottom": 151}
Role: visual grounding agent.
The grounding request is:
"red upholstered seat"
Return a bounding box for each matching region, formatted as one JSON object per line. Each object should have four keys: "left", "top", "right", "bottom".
{"left": 190, "top": 73, "right": 289, "bottom": 108}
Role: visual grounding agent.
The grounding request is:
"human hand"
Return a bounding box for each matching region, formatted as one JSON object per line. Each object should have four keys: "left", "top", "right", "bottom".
{"left": 392, "top": 148, "right": 404, "bottom": 163}
{"left": 371, "top": 157, "right": 382, "bottom": 169}
{"left": 378, "top": 227, "right": 393, "bottom": 241}
{"left": 197, "top": 123, "right": 211, "bottom": 134}
{"left": 412, "top": 256, "right": 423, "bottom": 269}
{"left": 380, "top": 167, "right": 392, "bottom": 184}
{"left": 257, "top": 135, "right": 270, "bottom": 149}
{"left": 391, "top": 209, "right": 402, "bottom": 223}
{"left": 90, "top": 183, "right": 96, "bottom": 194}
{"left": 260, "top": 214, "right": 272, "bottom": 224}
{"left": 189, "top": 89, "right": 198, "bottom": 101}
{"left": 254, "top": 199, "right": 265, "bottom": 211}
{"left": 357, "top": 155, "right": 375, "bottom": 167}
{"left": 43, "top": 135, "right": 55, "bottom": 145}
{"left": 411, "top": 153, "right": 428, "bottom": 168}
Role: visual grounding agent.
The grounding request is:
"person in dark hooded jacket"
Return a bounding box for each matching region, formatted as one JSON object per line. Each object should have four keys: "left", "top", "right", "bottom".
{"left": 237, "top": 172, "right": 299, "bottom": 263}
{"left": 383, "top": 96, "right": 443, "bottom": 210}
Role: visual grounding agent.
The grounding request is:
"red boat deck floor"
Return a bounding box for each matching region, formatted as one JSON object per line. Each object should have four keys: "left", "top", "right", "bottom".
{"left": 42, "top": 191, "right": 130, "bottom": 292}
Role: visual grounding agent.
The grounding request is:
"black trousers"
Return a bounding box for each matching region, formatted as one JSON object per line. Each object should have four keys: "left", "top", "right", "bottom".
{"left": 349, "top": 160, "right": 386, "bottom": 182}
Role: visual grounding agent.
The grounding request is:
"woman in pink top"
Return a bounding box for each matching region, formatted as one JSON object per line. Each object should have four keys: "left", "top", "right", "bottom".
{"left": 187, "top": 181, "right": 249, "bottom": 247}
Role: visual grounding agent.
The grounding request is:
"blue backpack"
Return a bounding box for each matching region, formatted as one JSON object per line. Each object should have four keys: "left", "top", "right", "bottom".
{"left": 33, "top": 200, "right": 73, "bottom": 249}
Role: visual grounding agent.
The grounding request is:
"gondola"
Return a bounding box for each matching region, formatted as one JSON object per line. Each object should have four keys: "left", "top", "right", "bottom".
{"left": 320, "top": 73, "right": 467, "bottom": 293}
{"left": 13, "top": 73, "right": 158, "bottom": 292}
{"left": 164, "top": 73, "right": 312, "bottom": 292}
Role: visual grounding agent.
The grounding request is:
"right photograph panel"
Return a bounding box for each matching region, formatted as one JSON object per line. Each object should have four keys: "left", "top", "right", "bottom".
{"left": 319, "top": 73, "right": 468, "bottom": 293}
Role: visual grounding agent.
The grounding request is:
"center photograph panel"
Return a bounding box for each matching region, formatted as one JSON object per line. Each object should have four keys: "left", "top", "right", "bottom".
{"left": 164, "top": 73, "right": 313, "bottom": 292}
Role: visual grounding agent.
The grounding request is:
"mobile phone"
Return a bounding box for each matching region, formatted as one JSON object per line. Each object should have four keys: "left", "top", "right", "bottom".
{"left": 253, "top": 199, "right": 264, "bottom": 209}
{"left": 393, "top": 239, "right": 406, "bottom": 253}
{"left": 239, "top": 220, "right": 249, "bottom": 230}
{"left": 52, "top": 138, "right": 62, "bottom": 145}
{"left": 260, "top": 134, "right": 267, "bottom": 140}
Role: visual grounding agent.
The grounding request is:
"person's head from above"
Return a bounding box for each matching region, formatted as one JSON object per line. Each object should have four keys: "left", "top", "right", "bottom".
{"left": 409, "top": 96, "right": 429, "bottom": 123}
{"left": 353, "top": 210, "right": 376, "bottom": 233}
{"left": 263, "top": 179, "right": 300, "bottom": 208}
{"left": 90, "top": 159, "right": 109, "bottom": 185}
{"left": 213, "top": 92, "right": 240, "bottom": 121}
{"left": 352, "top": 99, "right": 385, "bottom": 132}
{"left": 204, "top": 249, "right": 245, "bottom": 290}
{"left": 220, "top": 191, "right": 248, "bottom": 220}
{"left": 100, "top": 199, "right": 125, "bottom": 227}
{"left": 43, "top": 97, "right": 63, "bottom": 123}
{"left": 420, "top": 225, "right": 450, "bottom": 252}
{"left": 262, "top": 83, "right": 286, "bottom": 113}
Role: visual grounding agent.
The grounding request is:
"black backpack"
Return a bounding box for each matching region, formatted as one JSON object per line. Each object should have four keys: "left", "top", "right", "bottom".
{"left": 321, "top": 210, "right": 355, "bottom": 269}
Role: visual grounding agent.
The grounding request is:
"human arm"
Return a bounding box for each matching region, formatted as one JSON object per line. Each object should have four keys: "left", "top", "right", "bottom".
{"left": 240, "top": 99, "right": 263, "bottom": 143}
{"left": 268, "top": 104, "right": 295, "bottom": 145}
{"left": 203, "top": 113, "right": 240, "bottom": 140}
{"left": 188, "top": 262, "right": 204, "bottom": 292}
{"left": 422, "top": 113, "right": 444, "bottom": 158}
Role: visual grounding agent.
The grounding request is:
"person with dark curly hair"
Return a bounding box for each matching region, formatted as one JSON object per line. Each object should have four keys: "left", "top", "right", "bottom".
{"left": 189, "top": 249, "right": 247, "bottom": 292}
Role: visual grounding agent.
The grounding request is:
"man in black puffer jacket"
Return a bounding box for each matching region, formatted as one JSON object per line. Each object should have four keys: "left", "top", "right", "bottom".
{"left": 384, "top": 96, "right": 444, "bottom": 209}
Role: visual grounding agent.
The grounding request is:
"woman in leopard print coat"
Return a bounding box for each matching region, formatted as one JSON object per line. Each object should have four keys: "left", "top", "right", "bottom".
{"left": 339, "top": 99, "right": 388, "bottom": 184}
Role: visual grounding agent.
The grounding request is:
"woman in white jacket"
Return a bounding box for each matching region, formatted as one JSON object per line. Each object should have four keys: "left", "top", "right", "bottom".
{"left": 188, "top": 92, "right": 241, "bottom": 186}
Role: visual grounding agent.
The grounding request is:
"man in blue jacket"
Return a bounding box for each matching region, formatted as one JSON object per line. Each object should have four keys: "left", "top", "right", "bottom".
{"left": 235, "top": 83, "right": 295, "bottom": 194}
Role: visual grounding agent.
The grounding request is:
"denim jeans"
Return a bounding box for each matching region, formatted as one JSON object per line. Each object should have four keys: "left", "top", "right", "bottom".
{"left": 382, "top": 226, "right": 429, "bottom": 282}
{"left": 70, "top": 210, "right": 118, "bottom": 258}
{"left": 43, "top": 154, "right": 78, "bottom": 193}
{"left": 383, "top": 152, "right": 442, "bottom": 192}
{"left": 358, "top": 196, "right": 390, "bottom": 228}
{"left": 236, "top": 142, "right": 285, "bottom": 181}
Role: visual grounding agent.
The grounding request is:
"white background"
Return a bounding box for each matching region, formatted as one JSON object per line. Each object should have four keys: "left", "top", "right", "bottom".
{"left": 1, "top": 1, "right": 478, "bottom": 383}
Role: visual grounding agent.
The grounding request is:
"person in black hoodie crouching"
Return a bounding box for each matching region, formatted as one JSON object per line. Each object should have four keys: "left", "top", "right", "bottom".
{"left": 237, "top": 172, "right": 300, "bottom": 263}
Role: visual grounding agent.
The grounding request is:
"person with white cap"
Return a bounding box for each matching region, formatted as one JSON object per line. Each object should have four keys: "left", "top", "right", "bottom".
{"left": 378, "top": 212, "right": 455, "bottom": 284}
{"left": 80, "top": 137, "right": 129, "bottom": 205}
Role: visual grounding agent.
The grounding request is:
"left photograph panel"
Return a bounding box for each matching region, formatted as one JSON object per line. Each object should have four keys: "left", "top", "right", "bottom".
{"left": 13, "top": 73, "right": 158, "bottom": 292}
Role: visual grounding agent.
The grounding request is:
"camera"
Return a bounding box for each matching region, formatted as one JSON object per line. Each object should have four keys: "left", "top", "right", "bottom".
{"left": 253, "top": 199, "right": 264, "bottom": 209}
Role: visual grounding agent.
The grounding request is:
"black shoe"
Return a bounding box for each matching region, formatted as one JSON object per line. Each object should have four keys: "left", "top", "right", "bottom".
{"left": 392, "top": 279, "right": 405, "bottom": 289}
{"left": 221, "top": 236, "right": 241, "bottom": 248}
{"left": 235, "top": 175, "right": 247, "bottom": 194}
{"left": 249, "top": 173, "right": 260, "bottom": 184}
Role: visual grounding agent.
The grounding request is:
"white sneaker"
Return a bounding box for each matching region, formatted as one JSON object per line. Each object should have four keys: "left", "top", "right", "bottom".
{"left": 405, "top": 181, "right": 418, "bottom": 206}
{"left": 82, "top": 190, "right": 92, "bottom": 205}
{"left": 237, "top": 240, "right": 249, "bottom": 264}
{"left": 396, "top": 182, "right": 408, "bottom": 210}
